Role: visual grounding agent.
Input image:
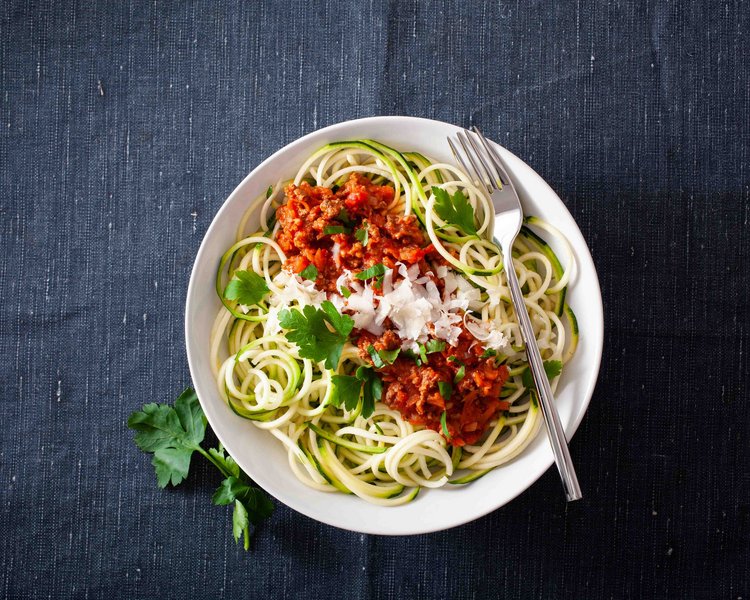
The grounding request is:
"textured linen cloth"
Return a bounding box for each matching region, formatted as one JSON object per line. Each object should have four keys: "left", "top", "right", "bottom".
{"left": 1, "top": 1, "right": 748, "bottom": 598}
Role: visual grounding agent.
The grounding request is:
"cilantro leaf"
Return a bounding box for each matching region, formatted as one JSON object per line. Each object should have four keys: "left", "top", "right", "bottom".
{"left": 355, "top": 263, "right": 387, "bottom": 280}
{"left": 521, "top": 360, "right": 563, "bottom": 390}
{"left": 224, "top": 270, "right": 269, "bottom": 307}
{"left": 355, "top": 222, "right": 369, "bottom": 246}
{"left": 127, "top": 388, "right": 205, "bottom": 487}
{"left": 440, "top": 411, "right": 452, "bottom": 440}
{"left": 431, "top": 186, "right": 478, "bottom": 237}
{"left": 331, "top": 374, "right": 363, "bottom": 412}
{"left": 438, "top": 381, "right": 453, "bottom": 401}
{"left": 279, "top": 302, "right": 353, "bottom": 369}
{"left": 299, "top": 264, "right": 318, "bottom": 280}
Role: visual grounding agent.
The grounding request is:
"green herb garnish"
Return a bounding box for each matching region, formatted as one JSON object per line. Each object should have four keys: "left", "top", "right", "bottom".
{"left": 480, "top": 348, "right": 497, "bottom": 358}
{"left": 367, "top": 344, "right": 400, "bottom": 368}
{"left": 424, "top": 339, "right": 446, "bottom": 354}
{"left": 224, "top": 270, "right": 269, "bottom": 307}
{"left": 438, "top": 381, "right": 453, "bottom": 400}
{"left": 323, "top": 225, "right": 348, "bottom": 235}
{"left": 431, "top": 186, "right": 478, "bottom": 237}
{"left": 128, "top": 388, "right": 273, "bottom": 550}
{"left": 278, "top": 301, "right": 354, "bottom": 370}
{"left": 355, "top": 263, "right": 387, "bottom": 280}
{"left": 521, "top": 360, "right": 563, "bottom": 407}
{"left": 299, "top": 264, "right": 318, "bottom": 280}
{"left": 355, "top": 222, "right": 369, "bottom": 246}
{"left": 340, "top": 285, "right": 351, "bottom": 298}
{"left": 440, "top": 411, "right": 452, "bottom": 440}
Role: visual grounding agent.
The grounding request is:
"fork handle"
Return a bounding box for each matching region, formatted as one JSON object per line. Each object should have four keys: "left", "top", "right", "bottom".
{"left": 504, "top": 250, "right": 583, "bottom": 501}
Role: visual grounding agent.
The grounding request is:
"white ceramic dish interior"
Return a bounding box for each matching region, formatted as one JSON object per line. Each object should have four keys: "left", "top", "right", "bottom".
{"left": 185, "top": 116, "right": 603, "bottom": 535}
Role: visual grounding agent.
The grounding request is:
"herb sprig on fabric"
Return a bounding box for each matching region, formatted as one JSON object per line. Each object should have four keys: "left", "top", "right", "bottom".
{"left": 431, "top": 186, "right": 478, "bottom": 237}
{"left": 128, "top": 388, "right": 274, "bottom": 550}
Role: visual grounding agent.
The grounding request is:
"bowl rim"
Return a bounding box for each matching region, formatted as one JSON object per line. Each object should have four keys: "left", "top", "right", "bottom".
{"left": 185, "top": 115, "right": 604, "bottom": 535}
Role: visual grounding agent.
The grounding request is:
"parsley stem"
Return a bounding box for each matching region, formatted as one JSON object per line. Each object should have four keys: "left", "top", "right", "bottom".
{"left": 196, "top": 446, "right": 232, "bottom": 478}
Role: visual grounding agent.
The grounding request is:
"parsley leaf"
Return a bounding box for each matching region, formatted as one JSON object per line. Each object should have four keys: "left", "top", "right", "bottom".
{"left": 127, "top": 388, "right": 205, "bottom": 487}
{"left": 337, "top": 208, "right": 353, "bottom": 226}
{"left": 279, "top": 301, "right": 354, "bottom": 369}
{"left": 224, "top": 270, "right": 269, "bottom": 307}
{"left": 425, "top": 339, "right": 446, "bottom": 354}
{"left": 355, "top": 222, "right": 369, "bottom": 246}
{"left": 299, "top": 264, "right": 318, "bottom": 280}
{"left": 367, "top": 345, "right": 400, "bottom": 368}
{"left": 265, "top": 185, "right": 273, "bottom": 198}
{"left": 355, "top": 366, "right": 381, "bottom": 418}
{"left": 212, "top": 476, "right": 274, "bottom": 550}
{"left": 128, "top": 389, "right": 274, "bottom": 551}
{"left": 440, "top": 411, "right": 452, "bottom": 440}
{"left": 323, "top": 225, "right": 348, "bottom": 235}
{"left": 340, "top": 285, "right": 351, "bottom": 298}
{"left": 521, "top": 360, "right": 563, "bottom": 390}
{"left": 431, "top": 186, "right": 478, "bottom": 237}
{"left": 454, "top": 364, "right": 466, "bottom": 384}
{"left": 355, "top": 263, "right": 387, "bottom": 280}
{"left": 438, "top": 381, "right": 453, "bottom": 401}
{"left": 331, "top": 374, "right": 363, "bottom": 412}
{"left": 480, "top": 348, "right": 497, "bottom": 358}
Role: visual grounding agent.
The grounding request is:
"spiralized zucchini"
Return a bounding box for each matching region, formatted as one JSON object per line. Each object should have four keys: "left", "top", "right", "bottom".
{"left": 209, "top": 140, "right": 578, "bottom": 505}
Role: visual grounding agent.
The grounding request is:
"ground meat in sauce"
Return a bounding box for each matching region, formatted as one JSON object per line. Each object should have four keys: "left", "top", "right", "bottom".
{"left": 275, "top": 174, "right": 439, "bottom": 292}
{"left": 275, "top": 173, "right": 510, "bottom": 445}
{"left": 357, "top": 329, "right": 510, "bottom": 446}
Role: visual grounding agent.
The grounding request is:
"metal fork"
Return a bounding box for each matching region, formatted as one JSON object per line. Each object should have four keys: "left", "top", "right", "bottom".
{"left": 447, "top": 127, "right": 583, "bottom": 502}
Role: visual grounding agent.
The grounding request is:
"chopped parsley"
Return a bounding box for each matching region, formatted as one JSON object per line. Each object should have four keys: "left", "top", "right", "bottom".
{"left": 299, "top": 264, "right": 318, "bottom": 280}
{"left": 323, "top": 225, "right": 349, "bottom": 235}
{"left": 340, "top": 285, "right": 351, "bottom": 298}
{"left": 424, "top": 339, "right": 446, "bottom": 354}
{"left": 367, "top": 344, "right": 400, "bottom": 368}
{"left": 337, "top": 208, "right": 353, "bottom": 226}
{"left": 355, "top": 263, "right": 387, "bottom": 280}
{"left": 438, "top": 381, "right": 453, "bottom": 401}
{"left": 355, "top": 222, "right": 369, "bottom": 246}
{"left": 224, "top": 270, "right": 269, "bottom": 307}
{"left": 431, "top": 186, "right": 478, "bottom": 237}
{"left": 454, "top": 364, "right": 466, "bottom": 384}
{"left": 480, "top": 348, "right": 497, "bottom": 358}
{"left": 278, "top": 301, "right": 354, "bottom": 370}
{"left": 440, "top": 411, "right": 452, "bottom": 440}
{"left": 265, "top": 185, "right": 273, "bottom": 198}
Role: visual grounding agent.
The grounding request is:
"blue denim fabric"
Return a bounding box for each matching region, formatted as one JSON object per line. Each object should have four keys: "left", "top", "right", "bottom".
{"left": 1, "top": 1, "right": 748, "bottom": 598}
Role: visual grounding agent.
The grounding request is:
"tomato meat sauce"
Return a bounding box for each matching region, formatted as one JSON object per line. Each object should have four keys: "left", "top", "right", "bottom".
{"left": 276, "top": 174, "right": 510, "bottom": 446}
{"left": 275, "top": 173, "right": 437, "bottom": 292}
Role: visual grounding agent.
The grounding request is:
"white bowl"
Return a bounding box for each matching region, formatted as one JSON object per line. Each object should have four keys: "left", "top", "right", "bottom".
{"left": 185, "top": 116, "right": 603, "bottom": 535}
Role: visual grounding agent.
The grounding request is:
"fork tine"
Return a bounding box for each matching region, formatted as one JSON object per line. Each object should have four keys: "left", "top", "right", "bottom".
{"left": 470, "top": 126, "right": 511, "bottom": 187}
{"left": 463, "top": 129, "right": 503, "bottom": 190}
{"left": 455, "top": 131, "right": 491, "bottom": 193}
{"left": 446, "top": 137, "right": 473, "bottom": 185}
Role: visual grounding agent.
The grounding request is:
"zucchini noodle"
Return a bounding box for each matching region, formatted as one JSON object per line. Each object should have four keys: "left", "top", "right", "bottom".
{"left": 209, "top": 140, "right": 579, "bottom": 505}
